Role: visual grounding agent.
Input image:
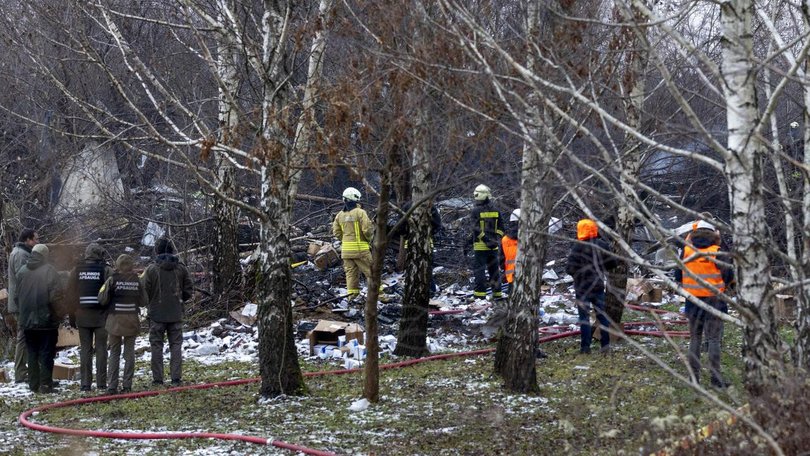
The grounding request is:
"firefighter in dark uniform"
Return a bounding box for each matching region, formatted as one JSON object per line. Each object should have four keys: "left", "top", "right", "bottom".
{"left": 69, "top": 243, "right": 113, "bottom": 392}
{"left": 467, "top": 184, "right": 504, "bottom": 300}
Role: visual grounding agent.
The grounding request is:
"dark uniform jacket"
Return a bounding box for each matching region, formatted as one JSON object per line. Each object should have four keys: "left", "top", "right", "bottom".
{"left": 467, "top": 199, "right": 503, "bottom": 251}
{"left": 68, "top": 244, "right": 114, "bottom": 328}
{"left": 566, "top": 237, "right": 617, "bottom": 298}
{"left": 16, "top": 252, "right": 64, "bottom": 330}
{"left": 99, "top": 271, "right": 146, "bottom": 337}
{"left": 141, "top": 254, "right": 193, "bottom": 323}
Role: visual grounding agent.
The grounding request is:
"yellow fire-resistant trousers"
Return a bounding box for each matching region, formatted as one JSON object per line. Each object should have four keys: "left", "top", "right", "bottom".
{"left": 343, "top": 250, "right": 372, "bottom": 296}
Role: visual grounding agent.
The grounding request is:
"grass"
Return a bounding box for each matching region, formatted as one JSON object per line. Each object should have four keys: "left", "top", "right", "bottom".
{"left": 0, "top": 312, "right": 748, "bottom": 455}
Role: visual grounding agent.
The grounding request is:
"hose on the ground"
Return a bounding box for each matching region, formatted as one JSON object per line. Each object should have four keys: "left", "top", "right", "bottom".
{"left": 19, "top": 304, "right": 689, "bottom": 455}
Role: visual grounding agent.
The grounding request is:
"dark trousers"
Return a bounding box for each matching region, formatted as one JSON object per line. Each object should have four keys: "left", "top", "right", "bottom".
{"left": 473, "top": 250, "right": 501, "bottom": 297}
{"left": 108, "top": 334, "right": 136, "bottom": 391}
{"left": 13, "top": 313, "right": 28, "bottom": 382}
{"left": 24, "top": 328, "right": 58, "bottom": 392}
{"left": 688, "top": 297, "right": 724, "bottom": 382}
{"left": 576, "top": 290, "right": 610, "bottom": 352}
{"left": 79, "top": 326, "right": 108, "bottom": 388}
{"left": 149, "top": 321, "right": 183, "bottom": 383}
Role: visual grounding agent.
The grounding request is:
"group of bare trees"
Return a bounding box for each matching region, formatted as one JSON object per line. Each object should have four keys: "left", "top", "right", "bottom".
{"left": 3, "top": 1, "right": 810, "bottom": 446}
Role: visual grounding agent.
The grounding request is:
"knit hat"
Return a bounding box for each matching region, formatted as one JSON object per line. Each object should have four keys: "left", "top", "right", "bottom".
{"left": 115, "top": 254, "right": 134, "bottom": 272}
{"left": 155, "top": 238, "right": 175, "bottom": 255}
{"left": 32, "top": 243, "right": 49, "bottom": 258}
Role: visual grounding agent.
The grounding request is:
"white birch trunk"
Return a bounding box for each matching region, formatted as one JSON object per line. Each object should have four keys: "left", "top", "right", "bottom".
{"left": 213, "top": 1, "right": 240, "bottom": 298}
{"left": 720, "top": 0, "right": 784, "bottom": 393}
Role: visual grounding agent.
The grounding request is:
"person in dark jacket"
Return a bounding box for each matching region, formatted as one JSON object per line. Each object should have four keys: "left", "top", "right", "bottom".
{"left": 142, "top": 238, "right": 193, "bottom": 386}
{"left": 566, "top": 219, "right": 617, "bottom": 354}
{"left": 99, "top": 254, "right": 145, "bottom": 394}
{"left": 68, "top": 243, "right": 113, "bottom": 392}
{"left": 467, "top": 184, "right": 504, "bottom": 300}
{"left": 674, "top": 221, "right": 734, "bottom": 388}
{"left": 16, "top": 243, "right": 63, "bottom": 393}
{"left": 7, "top": 228, "right": 38, "bottom": 383}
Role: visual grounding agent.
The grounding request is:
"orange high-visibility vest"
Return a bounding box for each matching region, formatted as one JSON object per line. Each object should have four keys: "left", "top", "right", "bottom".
{"left": 501, "top": 235, "right": 518, "bottom": 284}
{"left": 682, "top": 245, "right": 725, "bottom": 297}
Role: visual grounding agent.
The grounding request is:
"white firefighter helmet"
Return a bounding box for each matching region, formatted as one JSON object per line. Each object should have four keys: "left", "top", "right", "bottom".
{"left": 342, "top": 187, "right": 361, "bottom": 202}
{"left": 473, "top": 184, "right": 491, "bottom": 201}
{"left": 510, "top": 208, "right": 521, "bottom": 222}
{"left": 692, "top": 220, "right": 716, "bottom": 232}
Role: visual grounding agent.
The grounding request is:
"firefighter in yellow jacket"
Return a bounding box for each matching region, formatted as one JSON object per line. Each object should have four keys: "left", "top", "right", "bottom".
{"left": 332, "top": 187, "right": 374, "bottom": 299}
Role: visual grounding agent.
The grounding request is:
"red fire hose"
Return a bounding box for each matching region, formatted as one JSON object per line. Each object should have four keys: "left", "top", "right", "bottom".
{"left": 19, "top": 315, "right": 689, "bottom": 455}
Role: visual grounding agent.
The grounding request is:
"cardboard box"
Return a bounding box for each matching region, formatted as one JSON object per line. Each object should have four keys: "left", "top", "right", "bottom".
{"left": 53, "top": 362, "right": 80, "bottom": 380}
{"left": 775, "top": 294, "right": 796, "bottom": 322}
{"left": 314, "top": 244, "right": 339, "bottom": 271}
{"left": 229, "top": 303, "right": 258, "bottom": 326}
{"left": 57, "top": 327, "right": 80, "bottom": 348}
{"left": 308, "top": 241, "right": 326, "bottom": 256}
{"left": 308, "top": 320, "right": 364, "bottom": 355}
{"left": 625, "top": 278, "right": 663, "bottom": 303}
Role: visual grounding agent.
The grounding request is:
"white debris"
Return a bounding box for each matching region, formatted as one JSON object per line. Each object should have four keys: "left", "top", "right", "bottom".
{"left": 348, "top": 398, "right": 370, "bottom": 412}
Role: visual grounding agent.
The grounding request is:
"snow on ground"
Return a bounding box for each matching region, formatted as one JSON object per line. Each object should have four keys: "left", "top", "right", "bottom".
{"left": 0, "top": 270, "right": 678, "bottom": 454}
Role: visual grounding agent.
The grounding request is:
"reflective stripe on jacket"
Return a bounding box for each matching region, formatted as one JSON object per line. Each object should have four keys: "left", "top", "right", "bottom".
{"left": 682, "top": 245, "right": 725, "bottom": 297}
{"left": 501, "top": 235, "right": 518, "bottom": 284}
{"left": 474, "top": 211, "right": 503, "bottom": 251}
{"left": 332, "top": 206, "right": 373, "bottom": 259}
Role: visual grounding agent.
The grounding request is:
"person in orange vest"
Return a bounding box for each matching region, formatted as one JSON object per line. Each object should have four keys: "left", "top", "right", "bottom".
{"left": 501, "top": 209, "right": 520, "bottom": 295}
{"left": 675, "top": 220, "right": 733, "bottom": 388}
{"left": 566, "top": 219, "right": 617, "bottom": 354}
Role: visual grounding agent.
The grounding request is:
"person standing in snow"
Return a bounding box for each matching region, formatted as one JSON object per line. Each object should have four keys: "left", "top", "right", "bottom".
{"left": 16, "top": 243, "right": 64, "bottom": 393}
{"left": 99, "top": 254, "right": 145, "bottom": 394}
{"left": 332, "top": 187, "right": 374, "bottom": 301}
{"left": 675, "top": 220, "right": 733, "bottom": 388}
{"left": 142, "top": 238, "right": 193, "bottom": 387}
{"left": 7, "top": 228, "right": 38, "bottom": 383}
{"left": 68, "top": 243, "right": 113, "bottom": 392}
{"left": 566, "top": 219, "right": 617, "bottom": 354}
{"left": 466, "top": 184, "right": 504, "bottom": 301}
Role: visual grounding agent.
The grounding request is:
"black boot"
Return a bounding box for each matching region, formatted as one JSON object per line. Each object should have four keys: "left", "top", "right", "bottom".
{"left": 710, "top": 377, "right": 729, "bottom": 389}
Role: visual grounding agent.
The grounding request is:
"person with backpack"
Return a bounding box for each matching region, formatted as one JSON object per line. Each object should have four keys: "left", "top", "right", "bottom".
{"left": 99, "top": 254, "right": 145, "bottom": 394}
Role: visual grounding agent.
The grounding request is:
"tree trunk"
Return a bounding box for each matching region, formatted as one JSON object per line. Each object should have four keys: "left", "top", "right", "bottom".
{"left": 211, "top": 3, "right": 241, "bottom": 301}
{"left": 605, "top": 0, "right": 648, "bottom": 340}
{"left": 721, "top": 0, "right": 785, "bottom": 394}
{"left": 364, "top": 154, "right": 394, "bottom": 402}
{"left": 493, "top": 135, "right": 545, "bottom": 392}
{"left": 796, "top": 49, "right": 810, "bottom": 369}
{"left": 256, "top": 183, "right": 304, "bottom": 396}
{"left": 212, "top": 159, "right": 239, "bottom": 300}
{"left": 394, "top": 140, "right": 433, "bottom": 358}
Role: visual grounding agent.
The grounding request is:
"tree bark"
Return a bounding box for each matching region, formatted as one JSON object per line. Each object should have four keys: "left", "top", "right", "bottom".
{"left": 605, "top": 0, "right": 649, "bottom": 340}
{"left": 394, "top": 137, "right": 433, "bottom": 358}
{"left": 721, "top": 0, "right": 785, "bottom": 394}
{"left": 493, "top": 0, "right": 543, "bottom": 393}
{"left": 364, "top": 152, "right": 394, "bottom": 403}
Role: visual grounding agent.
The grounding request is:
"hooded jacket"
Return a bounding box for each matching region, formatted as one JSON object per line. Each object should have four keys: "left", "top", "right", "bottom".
{"left": 69, "top": 243, "right": 114, "bottom": 328}
{"left": 141, "top": 253, "right": 193, "bottom": 323}
{"left": 566, "top": 221, "right": 617, "bottom": 298}
{"left": 7, "top": 242, "right": 32, "bottom": 313}
{"left": 16, "top": 251, "right": 64, "bottom": 330}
